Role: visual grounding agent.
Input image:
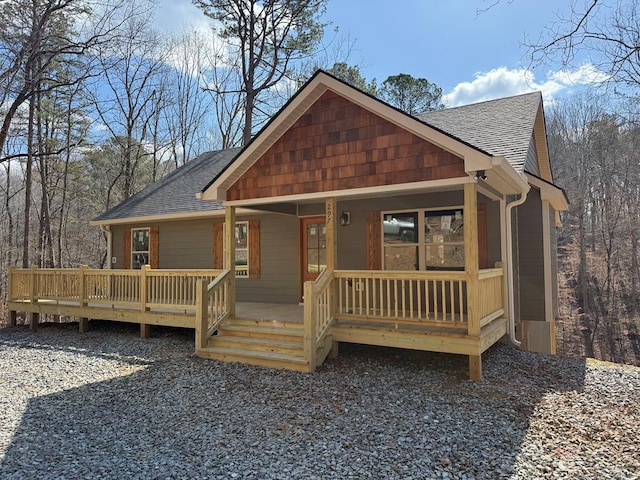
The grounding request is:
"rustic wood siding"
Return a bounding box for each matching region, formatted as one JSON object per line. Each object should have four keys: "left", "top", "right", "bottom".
{"left": 517, "top": 188, "right": 545, "bottom": 321}
{"left": 227, "top": 91, "right": 465, "bottom": 201}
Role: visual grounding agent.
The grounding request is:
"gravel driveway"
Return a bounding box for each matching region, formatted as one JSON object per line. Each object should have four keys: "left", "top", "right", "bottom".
{"left": 0, "top": 322, "right": 638, "bottom": 479}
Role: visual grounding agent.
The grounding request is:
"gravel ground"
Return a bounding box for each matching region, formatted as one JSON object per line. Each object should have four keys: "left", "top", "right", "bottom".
{"left": 0, "top": 322, "right": 638, "bottom": 480}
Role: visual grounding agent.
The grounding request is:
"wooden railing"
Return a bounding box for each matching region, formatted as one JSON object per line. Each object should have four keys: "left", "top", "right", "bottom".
{"left": 334, "top": 270, "right": 468, "bottom": 328}
{"left": 195, "top": 270, "right": 232, "bottom": 349}
{"left": 7, "top": 265, "right": 223, "bottom": 312}
{"left": 333, "top": 267, "right": 504, "bottom": 332}
{"left": 303, "top": 269, "right": 335, "bottom": 369}
{"left": 477, "top": 267, "right": 504, "bottom": 326}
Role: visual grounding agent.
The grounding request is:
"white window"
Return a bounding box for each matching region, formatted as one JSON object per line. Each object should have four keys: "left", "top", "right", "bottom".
{"left": 131, "top": 228, "right": 150, "bottom": 269}
{"left": 382, "top": 208, "right": 464, "bottom": 271}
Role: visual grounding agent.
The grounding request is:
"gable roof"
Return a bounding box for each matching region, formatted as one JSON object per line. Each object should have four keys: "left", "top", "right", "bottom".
{"left": 201, "top": 71, "right": 542, "bottom": 203}
{"left": 91, "top": 148, "right": 239, "bottom": 225}
{"left": 417, "top": 92, "right": 543, "bottom": 175}
{"left": 94, "top": 72, "right": 559, "bottom": 224}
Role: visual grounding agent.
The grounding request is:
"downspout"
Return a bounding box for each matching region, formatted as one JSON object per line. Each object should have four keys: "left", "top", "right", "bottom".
{"left": 99, "top": 225, "right": 112, "bottom": 270}
{"left": 505, "top": 191, "right": 527, "bottom": 347}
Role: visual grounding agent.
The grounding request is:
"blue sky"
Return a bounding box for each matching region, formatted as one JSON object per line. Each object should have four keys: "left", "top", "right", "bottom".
{"left": 155, "top": 0, "right": 607, "bottom": 107}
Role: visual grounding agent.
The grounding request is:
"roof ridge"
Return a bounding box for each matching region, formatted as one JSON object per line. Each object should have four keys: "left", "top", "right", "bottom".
{"left": 428, "top": 91, "right": 541, "bottom": 114}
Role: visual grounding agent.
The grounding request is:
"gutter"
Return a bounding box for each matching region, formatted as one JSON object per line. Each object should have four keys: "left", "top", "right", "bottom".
{"left": 505, "top": 180, "right": 529, "bottom": 347}
{"left": 99, "top": 225, "right": 112, "bottom": 270}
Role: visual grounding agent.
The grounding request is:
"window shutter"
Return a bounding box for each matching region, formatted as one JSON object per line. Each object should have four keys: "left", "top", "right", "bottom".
{"left": 366, "top": 211, "right": 382, "bottom": 270}
{"left": 478, "top": 204, "right": 488, "bottom": 269}
{"left": 149, "top": 226, "right": 159, "bottom": 269}
{"left": 248, "top": 220, "right": 260, "bottom": 279}
{"left": 213, "top": 223, "right": 224, "bottom": 269}
{"left": 123, "top": 228, "right": 131, "bottom": 269}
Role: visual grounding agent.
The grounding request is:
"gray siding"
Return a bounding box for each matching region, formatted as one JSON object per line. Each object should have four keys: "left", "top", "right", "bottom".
{"left": 236, "top": 214, "right": 299, "bottom": 303}
{"left": 109, "top": 214, "right": 299, "bottom": 304}
{"left": 110, "top": 219, "right": 215, "bottom": 269}
{"left": 516, "top": 188, "right": 545, "bottom": 321}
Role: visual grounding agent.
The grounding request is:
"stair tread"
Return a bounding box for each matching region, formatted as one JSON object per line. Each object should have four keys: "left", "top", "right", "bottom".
{"left": 229, "top": 318, "right": 303, "bottom": 329}
{"left": 219, "top": 324, "right": 304, "bottom": 336}
{"left": 202, "top": 346, "right": 307, "bottom": 364}
{"left": 211, "top": 335, "right": 303, "bottom": 348}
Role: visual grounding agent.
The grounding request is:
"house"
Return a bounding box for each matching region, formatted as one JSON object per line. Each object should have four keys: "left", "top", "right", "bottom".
{"left": 7, "top": 71, "right": 568, "bottom": 380}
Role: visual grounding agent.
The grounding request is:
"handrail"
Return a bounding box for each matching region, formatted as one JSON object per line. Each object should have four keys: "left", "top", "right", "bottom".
{"left": 335, "top": 269, "right": 467, "bottom": 281}
{"left": 303, "top": 269, "right": 336, "bottom": 370}
{"left": 195, "top": 269, "right": 232, "bottom": 350}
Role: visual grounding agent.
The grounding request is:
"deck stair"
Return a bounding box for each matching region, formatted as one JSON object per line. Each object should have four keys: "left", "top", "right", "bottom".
{"left": 198, "top": 318, "right": 310, "bottom": 372}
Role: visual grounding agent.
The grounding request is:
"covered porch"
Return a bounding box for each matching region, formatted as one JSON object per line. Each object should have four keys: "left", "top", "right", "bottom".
{"left": 192, "top": 173, "right": 508, "bottom": 379}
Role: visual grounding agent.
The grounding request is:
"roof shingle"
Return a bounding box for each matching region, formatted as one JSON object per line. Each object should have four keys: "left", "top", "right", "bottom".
{"left": 93, "top": 148, "right": 240, "bottom": 222}
{"left": 418, "top": 92, "right": 541, "bottom": 173}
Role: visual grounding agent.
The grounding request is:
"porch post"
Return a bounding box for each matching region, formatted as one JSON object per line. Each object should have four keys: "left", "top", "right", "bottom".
{"left": 325, "top": 197, "right": 337, "bottom": 271}
{"left": 225, "top": 205, "right": 236, "bottom": 317}
{"left": 464, "top": 181, "right": 481, "bottom": 380}
{"left": 325, "top": 197, "right": 339, "bottom": 335}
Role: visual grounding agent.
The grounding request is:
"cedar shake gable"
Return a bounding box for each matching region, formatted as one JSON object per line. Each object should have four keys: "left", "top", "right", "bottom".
{"left": 227, "top": 91, "right": 466, "bottom": 201}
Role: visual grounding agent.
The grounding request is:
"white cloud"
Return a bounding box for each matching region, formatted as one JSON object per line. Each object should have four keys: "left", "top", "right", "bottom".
{"left": 443, "top": 64, "right": 609, "bottom": 107}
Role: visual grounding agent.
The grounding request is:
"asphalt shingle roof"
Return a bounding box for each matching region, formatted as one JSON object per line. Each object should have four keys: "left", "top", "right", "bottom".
{"left": 93, "top": 148, "right": 240, "bottom": 222}
{"left": 418, "top": 91, "right": 541, "bottom": 173}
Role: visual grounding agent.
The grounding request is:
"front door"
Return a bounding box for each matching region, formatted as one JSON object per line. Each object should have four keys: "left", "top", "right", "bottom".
{"left": 300, "top": 216, "right": 326, "bottom": 295}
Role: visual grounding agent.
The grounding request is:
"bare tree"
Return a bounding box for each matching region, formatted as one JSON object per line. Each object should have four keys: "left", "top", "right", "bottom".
{"left": 90, "top": 11, "right": 168, "bottom": 201}
{"left": 165, "top": 30, "right": 214, "bottom": 165}
{"left": 192, "top": 0, "right": 328, "bottom": 145}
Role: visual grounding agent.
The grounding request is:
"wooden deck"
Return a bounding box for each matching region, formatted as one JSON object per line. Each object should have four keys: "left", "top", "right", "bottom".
{"left": 8, "top": 265, "right": 507, "bottom": 380}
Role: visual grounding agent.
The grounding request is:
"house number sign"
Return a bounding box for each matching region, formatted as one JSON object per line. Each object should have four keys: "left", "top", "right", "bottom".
{"left": 326, "top": 199, "right": 333, "bottom": 223}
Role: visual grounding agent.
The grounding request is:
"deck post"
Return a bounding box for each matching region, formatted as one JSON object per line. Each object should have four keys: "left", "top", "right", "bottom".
{"left": 303, "top": 281, "right": 317, "bottom": 372}
{"left": 29, "top": 265, "right": 39, "bottom": 330}
{"left": 225, "top": 205, "right": 236, "bottom": 318}
{"left": 469, "top": 355, "right": 482, "bottom": 381}
{"left": 325, "top": 198, "right": 338, "bottom": 343}
{"left": 139, "top": 265, "right": 150, "bottom": 338}
{"left": 325, "top": 197, "right": 337, "bottom": 271}
{"left": 79, "top": 318, "right": 89, "bottom": 333}
{"left": 7, "top": 266, "right": 16, "bottom": 327}
{"left": 78, "top": 265, "right": 88, "bottom": 306}
{"left": 464, "top": 181, "right": 481, "bottom": 380}
{"left": 195, "top": 279, "right": 208, "bottom": 350}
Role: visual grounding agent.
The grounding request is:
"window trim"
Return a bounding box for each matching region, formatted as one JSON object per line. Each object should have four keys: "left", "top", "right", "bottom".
{"left": 221, "top": 221, "right": 250, "bottom": 278}
{"left": 381, "top": 206, "right": 465, "bottom": 271}
{"left": 131, "top": 227, "right": 150, "bottom": 269}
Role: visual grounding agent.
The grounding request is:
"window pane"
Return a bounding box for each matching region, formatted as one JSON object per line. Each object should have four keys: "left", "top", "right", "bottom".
{"left": 132, "top": 229, "right": 149, "bottom": 251}
{"left": 384, "top": 246, "right": 418, "bottom": 270}
{"left": 307, "top": 248, "right": 319, "bottom": 273}
{"left": 426, "top": 245, "right": 464, "bottom": 270}
{"left": 307, "top": 224, "right": 319, "bottom": 248}
{"left": 235, "top": 223, "right": 248, "bottom": 249}
{"left": 132, "top": 253, "right": 149, "bottom": 269}
{"left": 425, "top": 210, "right": 463, "bottom": 243}
{"left": 383, "top": 212, "right": 417, "bottom": 243}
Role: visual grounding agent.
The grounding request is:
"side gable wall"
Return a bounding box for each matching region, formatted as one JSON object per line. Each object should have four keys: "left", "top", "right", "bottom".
{"left": 227, "top": 91, "right": 465, "bottom": 201}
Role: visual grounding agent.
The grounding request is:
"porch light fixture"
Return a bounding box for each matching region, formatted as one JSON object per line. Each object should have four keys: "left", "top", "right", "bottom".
{"left": 340, "top": 211, "right": 351, "bottom": 226}
{"left": 475, "top": 170, "right": 487, "bottom": 181}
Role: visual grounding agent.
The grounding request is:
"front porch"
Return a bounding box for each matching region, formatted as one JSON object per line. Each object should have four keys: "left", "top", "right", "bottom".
{"left": 7, "top": 255, "right": 507, "bottom": 379}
